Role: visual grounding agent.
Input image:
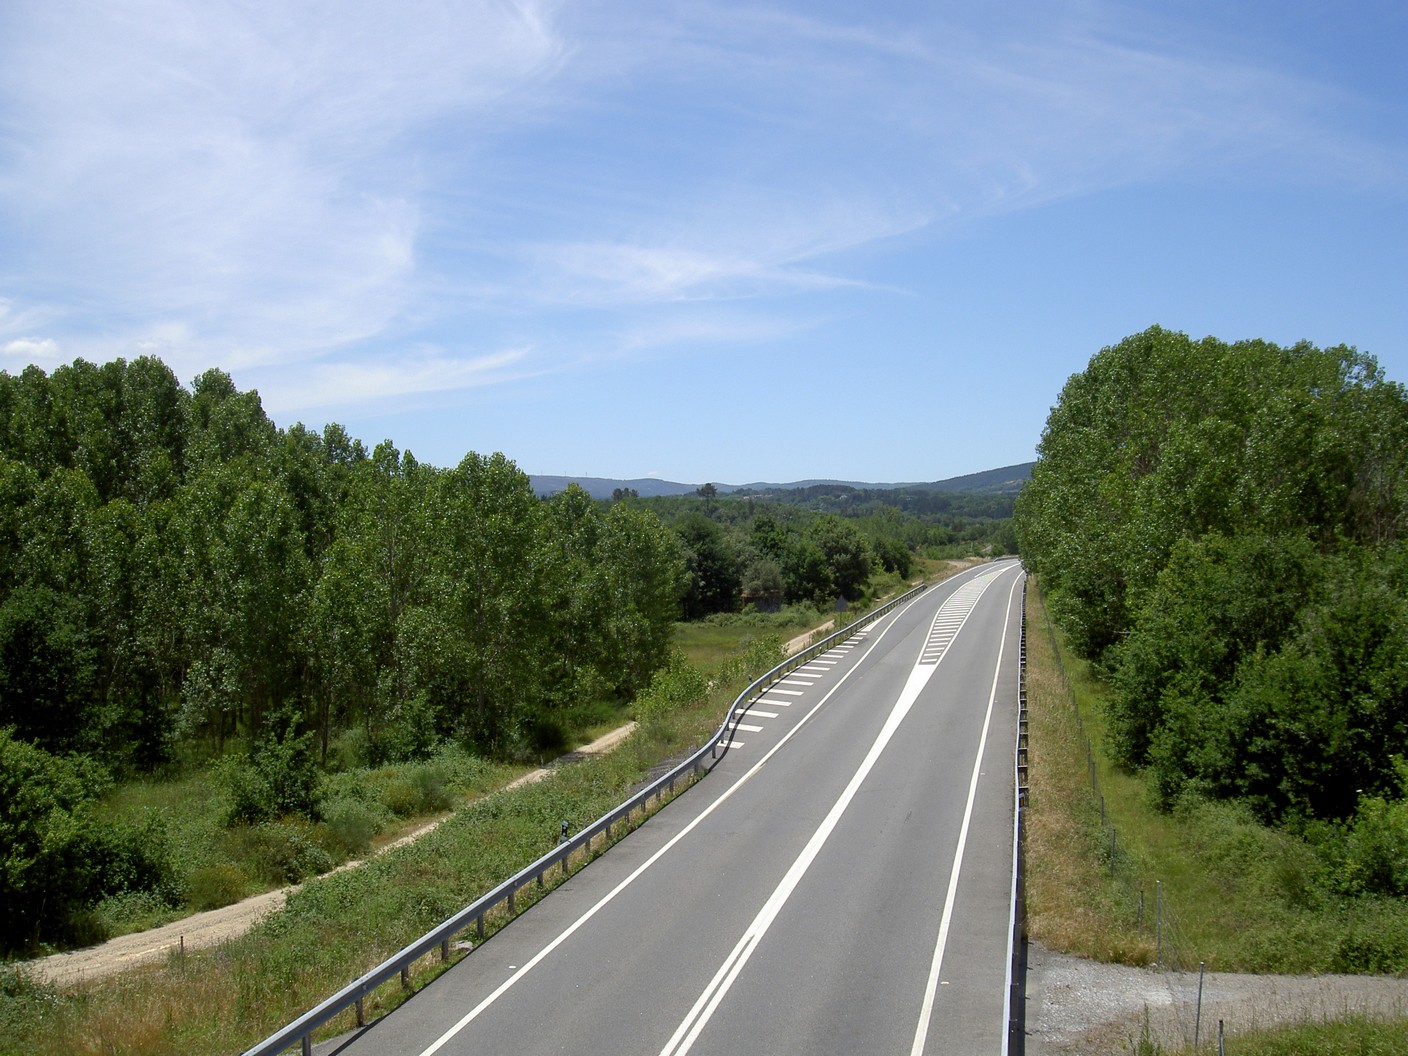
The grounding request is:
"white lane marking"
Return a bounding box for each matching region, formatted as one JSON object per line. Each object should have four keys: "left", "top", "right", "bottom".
{"left": 758, "top": 698, "right": 793, "bottom": 706}
{"left": 910, "top": 569, "right": 1024, "bottom": 1056}
{"left": 411, "top": 580, "right": 944, "bottom": 1056}
{"left": 729, "top": 723, "right": 764, "bottom": 733}
{"left": 742, "top": 709, "right": 779, "bottom": 719}
{"left": 780, "top": 678, "right": 815, "bottom": 686}
{"left": 658, "top": 576, "right": 1003, "bottom": 1056}
{"left": 919, "top": 573, "right": 1005, "bottom": 666}
{"left": 721, "top": 740, "right": 746, "bottom": 749}
{"left": 767, "top": 688, "right": 804, "bottom": 696}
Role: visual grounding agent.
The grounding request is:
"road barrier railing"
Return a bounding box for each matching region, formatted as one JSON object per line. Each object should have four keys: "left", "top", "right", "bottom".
{"left": 242, "top": 581, "right": 929, "bottom": 1056}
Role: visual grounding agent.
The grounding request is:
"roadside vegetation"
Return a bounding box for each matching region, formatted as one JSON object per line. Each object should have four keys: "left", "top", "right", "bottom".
{"left": 1026, "top": 583, "right": 1408, "bottom": 974}
{"left": 1020, "top": 326, "right": 1408, "bottom": 1053}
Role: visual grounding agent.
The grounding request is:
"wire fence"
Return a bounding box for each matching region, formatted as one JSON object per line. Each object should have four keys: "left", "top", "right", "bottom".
{"left": 1034, "top": 587, "right": 1220, "bottom": 1052}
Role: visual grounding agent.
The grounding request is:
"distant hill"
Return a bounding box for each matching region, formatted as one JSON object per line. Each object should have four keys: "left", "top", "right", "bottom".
{"left": 529, "top": 462, "right": 1033, "bottom": 500}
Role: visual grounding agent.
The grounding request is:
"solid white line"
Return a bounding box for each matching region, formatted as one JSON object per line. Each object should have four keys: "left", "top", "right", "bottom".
{"left": 412, "top": 584, "right": 943, "bottom": 1056}
{"left": 659, "top": 577, "right": 1003, "bottom": 1056}
{"left": 909, "top": 570, "right": 1023, "bottom": 1056}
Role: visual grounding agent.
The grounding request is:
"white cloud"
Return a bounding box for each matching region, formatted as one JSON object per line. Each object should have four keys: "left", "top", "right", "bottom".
{"left": 255, "top": 345, "right": 536, "bottom": 415}
{"left": 1, "top": 337, "right": 64, "bottom": 364}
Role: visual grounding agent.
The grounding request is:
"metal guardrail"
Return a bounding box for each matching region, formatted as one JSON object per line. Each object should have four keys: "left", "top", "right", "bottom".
{"left": 242, "top": 581, "right": 928, "bottom": 1056}
{"left": 1006, "top": 578, "right": 1029, "bottom": 1055}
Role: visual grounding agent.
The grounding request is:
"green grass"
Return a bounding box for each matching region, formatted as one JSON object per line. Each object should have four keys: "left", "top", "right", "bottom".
{"left": 75, "top": 745, "right": 530, "bottom": 942}
{"left": 1203, "top": 1016, "right": 1408, "bottom": 1055}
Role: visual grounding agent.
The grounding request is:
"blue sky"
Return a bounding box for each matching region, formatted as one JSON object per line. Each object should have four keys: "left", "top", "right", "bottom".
{"left": 2, "top": 1, "right": 1404, "bottom": 485}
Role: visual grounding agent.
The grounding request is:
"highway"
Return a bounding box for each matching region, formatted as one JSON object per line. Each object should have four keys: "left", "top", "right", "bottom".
{"left": 321, "top": 559, "right": 1026, "bottom": 1056}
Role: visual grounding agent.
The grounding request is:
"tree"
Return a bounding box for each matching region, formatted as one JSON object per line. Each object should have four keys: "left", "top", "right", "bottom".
{"left": 810, "top": 515, "right": 872, "bottom": 602}
{"left": 1019, "top": 326, "right": 1408, "bottom": 824}
{"left": 596, "top": 500, "right": 686, "bottom": 694}
{"left": 0, "top": 729, "right": 109, "bottom": 950}
{"left": 436, "top": 452, "right": 551, "bottom": 749}
{"left": 677, "top": 513, "right": 740, "bottom": 617}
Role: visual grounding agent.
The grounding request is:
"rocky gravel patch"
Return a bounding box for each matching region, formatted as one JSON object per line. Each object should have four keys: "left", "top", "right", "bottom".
{"left": 1026, "top": 940, "right": 1408, "bottom": 1054}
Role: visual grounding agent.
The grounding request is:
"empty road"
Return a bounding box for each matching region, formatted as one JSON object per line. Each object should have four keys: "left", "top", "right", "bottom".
{"left": 322, "top": 559, "right": 1026, "bottom": 1056}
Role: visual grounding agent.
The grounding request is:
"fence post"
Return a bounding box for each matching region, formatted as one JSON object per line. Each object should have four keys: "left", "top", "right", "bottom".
{"left": 1155, "top": 881, "right": 1163, "bottom": 966}
{"left": 1195, "top": 961, "right": 1206, "bottom": 1047}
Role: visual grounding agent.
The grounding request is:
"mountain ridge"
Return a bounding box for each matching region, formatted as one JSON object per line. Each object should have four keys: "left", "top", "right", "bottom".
{"left": 529, "top": 462, "right": 1034, "bottom": 500}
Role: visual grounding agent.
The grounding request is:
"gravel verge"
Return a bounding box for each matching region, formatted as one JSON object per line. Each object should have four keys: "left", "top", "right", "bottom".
{"left": 1026, "top": 940, "right": 1408, "bottom": 1054}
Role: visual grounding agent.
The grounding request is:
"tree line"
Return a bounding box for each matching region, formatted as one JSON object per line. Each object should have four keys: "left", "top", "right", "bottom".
{"left": 0, "top": 357, "right": 686, "bottom": 775}
{"left": 637, "top": 486, "right": 1013, "bottom": 620}
{"left": 1016, "top": 327, "right": 1408, "bottom": 839}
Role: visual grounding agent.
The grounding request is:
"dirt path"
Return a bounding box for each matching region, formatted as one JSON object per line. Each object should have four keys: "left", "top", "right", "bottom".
{"left": 22, "top": 722, "right": 638, "bottom": 989}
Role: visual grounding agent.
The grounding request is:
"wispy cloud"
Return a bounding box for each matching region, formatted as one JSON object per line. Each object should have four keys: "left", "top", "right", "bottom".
{"left": 0, "top": 0, "right": 564, "bottom": 380}
{"left": 255, "top": 345, "right": 536, "bottom": 416}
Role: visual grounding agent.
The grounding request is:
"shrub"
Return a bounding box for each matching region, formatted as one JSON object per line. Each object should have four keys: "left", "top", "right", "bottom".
{"left": 224, "top": 711, "right": 323, "bottom": 825}
{"left": 186, "top": 863, "right": 250, "bottom": 911}
{"left": 0, "top": 729, "right": 117, "bottom": 951}
{"left": 320, "top": 798, "right": 387, "bottom": 857}
{"left": 223, "top": 821, "right": 334, "bottom": 886}
{"left": 634, "top": 652, "right": 709, "bottom": 727}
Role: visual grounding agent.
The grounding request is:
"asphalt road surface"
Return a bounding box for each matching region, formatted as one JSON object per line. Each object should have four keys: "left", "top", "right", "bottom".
{"left": 321, "top": 559, "right": 1027, "bottom": 1056}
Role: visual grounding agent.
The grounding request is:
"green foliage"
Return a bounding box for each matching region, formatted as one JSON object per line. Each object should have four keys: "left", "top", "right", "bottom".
{"left": 319, "top": 798, "right": 387, "bottom": 857}
{"left": 1017, "top": 326, "right": 1407, "bottom": 658}
{"left": 222, "top": 820, "right": 335, "bottom": 886}
{"left": 0, "top": 729, "right": 181, "bottom": 953}
{"left": 634, "top": 652, "right": 710, "bottom": 728}
{"left": 1217, "top": 1016, "right": 1408, "bottom": 1056}
{"left": 224, "top": 709, "right": 323, "bottom": 825}
{"left": 1018, "top": 327, "right": 1408, "bottom": 832}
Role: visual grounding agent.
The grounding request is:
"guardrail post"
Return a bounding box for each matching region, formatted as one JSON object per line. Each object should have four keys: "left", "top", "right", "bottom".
{"left": 400, "top": 965, "right": 410, "bottom": 990}
{"left": 302, "top": 1034, "right": 312, "bottom": 1056}
{"left": 356, "top": 995, "right": 365, "bottom": 1027}
{"left": 441, "top": 937, "right": 450, "bottom": 962}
